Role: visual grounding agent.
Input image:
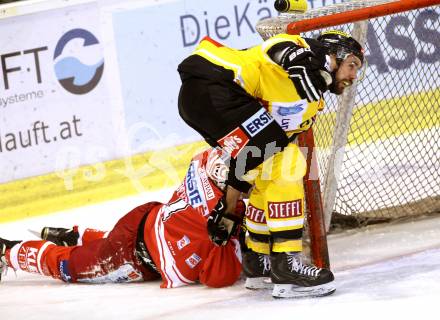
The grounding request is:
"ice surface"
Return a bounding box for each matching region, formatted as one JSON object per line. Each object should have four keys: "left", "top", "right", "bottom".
{"left": 1, "top": 188, "right": 439, "bottom": 320}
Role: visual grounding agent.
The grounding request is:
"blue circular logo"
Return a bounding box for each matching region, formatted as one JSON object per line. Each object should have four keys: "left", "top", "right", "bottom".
{"left": 54, "top": 28, "right": 104, "bottom": 95}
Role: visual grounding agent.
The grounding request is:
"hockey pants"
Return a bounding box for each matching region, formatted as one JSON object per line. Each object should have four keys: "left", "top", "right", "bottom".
{"left": 244, "top": 142, "right": 307, "bottom": 254}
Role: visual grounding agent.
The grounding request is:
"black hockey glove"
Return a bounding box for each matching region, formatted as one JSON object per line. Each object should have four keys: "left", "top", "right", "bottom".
{"left": 207, "top": 198, "right": 242, "bottom": 246}
{"left": 269, "top": 41, "right": 332, "bottom": 102}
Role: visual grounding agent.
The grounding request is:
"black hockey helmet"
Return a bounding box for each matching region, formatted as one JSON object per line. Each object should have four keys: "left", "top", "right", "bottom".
{"left": 317, "top": 30, "right": 364, "bottom": 65}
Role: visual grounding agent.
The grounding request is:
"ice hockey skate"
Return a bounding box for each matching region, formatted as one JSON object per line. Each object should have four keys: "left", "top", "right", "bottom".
{"left": 40, "top": 227, "right": 79, "bottom": 246}
{"left": 242, "top": 250, "right": 273, "bottom": 289}
{"left": 0, "top": 237, "right": 21, "bottom": 281}
{"left": 270, "top": 252, "right": 335, "bottom": 298}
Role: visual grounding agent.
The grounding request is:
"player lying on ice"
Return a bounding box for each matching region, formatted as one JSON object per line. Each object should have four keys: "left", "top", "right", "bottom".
{"left": 0, "top": 148, "right": 244, "bottom": 289}
{"left": 0, "top": 146, "right": 337, "bottom": 298}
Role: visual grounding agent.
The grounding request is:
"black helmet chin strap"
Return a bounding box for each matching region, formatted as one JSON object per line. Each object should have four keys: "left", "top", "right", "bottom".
{"left": 322, "top": 51, "right": 338, "bottom": 94}
{"left": 328, "top": 54, "right": 347, "bottom": 94}
{"left": 328, "top": 71, "right": 339, "bottom": 94}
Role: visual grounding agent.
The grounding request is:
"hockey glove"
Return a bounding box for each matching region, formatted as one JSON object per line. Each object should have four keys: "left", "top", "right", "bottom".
{"left": 207, "top": 198, "right": 243, "bottom": 246}
{"left": 284, "top": 48, "right": 331, "bottom": 102}
{"left": 269, "top": 41, "right": 332, "bottom": 102}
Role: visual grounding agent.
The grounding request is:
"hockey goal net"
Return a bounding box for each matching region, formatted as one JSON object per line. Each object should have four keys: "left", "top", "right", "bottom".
{"left": 257, "top": 0, "right": 440, "bottom": 267}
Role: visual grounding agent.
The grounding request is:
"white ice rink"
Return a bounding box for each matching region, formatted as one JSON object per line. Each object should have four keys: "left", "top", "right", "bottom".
{"left": 1, "top": 188, "right": 440, "bottom": 320}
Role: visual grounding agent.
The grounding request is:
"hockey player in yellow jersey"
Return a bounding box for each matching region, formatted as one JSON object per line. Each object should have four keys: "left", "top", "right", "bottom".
{"left": 178, "top": 29, "right": 364, "bottom": 298}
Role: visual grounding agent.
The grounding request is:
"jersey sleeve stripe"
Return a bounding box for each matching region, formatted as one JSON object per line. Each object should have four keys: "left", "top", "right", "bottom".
{"left": 155, "top": 208, "right": 194, "bottom": 288}
{"left": 37, "top": 242, "right": 55, "bottom": 275}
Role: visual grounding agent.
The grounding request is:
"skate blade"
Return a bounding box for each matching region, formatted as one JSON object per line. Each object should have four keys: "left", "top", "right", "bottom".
{"left": 272, "top": 283, "right": 336, "bottom": 298}
{"left": 28, "top": 229, "right": 42, "bottom": 238}
{"left": 245, "top": 277, "right": 274, "bottom": 290}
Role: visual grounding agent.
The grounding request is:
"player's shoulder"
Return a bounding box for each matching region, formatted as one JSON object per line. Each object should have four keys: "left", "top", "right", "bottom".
{"left": 261, "top": 33, "right": 309, "bottom": 52}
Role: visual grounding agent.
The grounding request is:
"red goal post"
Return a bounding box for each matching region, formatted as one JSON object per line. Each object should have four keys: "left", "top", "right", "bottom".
{"left": 257, "top": 0, "right": 440, "bottom": 269}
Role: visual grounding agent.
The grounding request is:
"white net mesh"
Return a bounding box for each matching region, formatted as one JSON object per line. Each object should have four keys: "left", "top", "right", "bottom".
{"left": 256, "top": 0, "right": 396, "bottom": 40}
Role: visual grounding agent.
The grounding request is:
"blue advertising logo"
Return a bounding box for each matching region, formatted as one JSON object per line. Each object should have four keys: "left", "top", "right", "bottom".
{"left": 277, "top": 104, "right": 304, "bottom": 116}
{"left": 53, "top": 28, "right": 104, "bottom": 95}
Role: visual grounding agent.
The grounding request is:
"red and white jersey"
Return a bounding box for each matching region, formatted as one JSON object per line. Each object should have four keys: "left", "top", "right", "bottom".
{"left": 145, "top": 149, "right": 242, "bottom": 288}
{"left": 171, "top": 147, "right": 228, "bottom": 216}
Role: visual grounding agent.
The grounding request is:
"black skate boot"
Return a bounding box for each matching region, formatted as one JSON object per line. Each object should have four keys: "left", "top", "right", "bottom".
{"left": 0, "top": 237, "right": 21, "bottom": 281}
{"left": 270, "top": 252, "right": 335, "bottom": 298}
{"left": 41, "top": 227, "right": 79, "bottom": 246}
{"left": 243, "top": 250, "right": 273, "bottom": 289}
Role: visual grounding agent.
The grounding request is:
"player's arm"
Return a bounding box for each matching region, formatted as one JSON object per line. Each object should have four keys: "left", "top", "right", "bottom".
{"left": 199, "top": 239, "right": 242, "bottom": 288}
{"left": 267, "top": 40, "right": 332, "bottom": 101}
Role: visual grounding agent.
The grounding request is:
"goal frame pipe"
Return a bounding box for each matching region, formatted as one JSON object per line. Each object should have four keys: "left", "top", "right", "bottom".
{"left": 286, "top": 0, "right": 440, "bottom": 34}
{"left": 299, "top": 129, "right": 330, "bottom": 269}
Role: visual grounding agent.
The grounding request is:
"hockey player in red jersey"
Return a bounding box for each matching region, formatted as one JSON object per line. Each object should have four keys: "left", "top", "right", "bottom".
{"left": 0, "top": 148, "right": 243, "bottom": 288}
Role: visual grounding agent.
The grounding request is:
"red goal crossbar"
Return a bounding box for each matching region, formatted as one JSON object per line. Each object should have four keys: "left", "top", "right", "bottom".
{"left": 287, "top": 0, "right": 440, "bottom": 34}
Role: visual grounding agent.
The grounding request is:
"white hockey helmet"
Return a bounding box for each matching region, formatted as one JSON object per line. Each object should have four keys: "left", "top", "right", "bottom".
{"left": 205, "top": 148, "right": 229, "bottom": 191}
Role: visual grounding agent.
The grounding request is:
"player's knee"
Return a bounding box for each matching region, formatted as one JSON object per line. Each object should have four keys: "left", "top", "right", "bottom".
{"left": 245, "top": 233, "right": 271, "bottom": 255}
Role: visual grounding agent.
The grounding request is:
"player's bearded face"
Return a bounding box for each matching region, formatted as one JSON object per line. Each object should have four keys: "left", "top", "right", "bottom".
{"left": 333, "top": 55, "right": 363, "bottom": 95}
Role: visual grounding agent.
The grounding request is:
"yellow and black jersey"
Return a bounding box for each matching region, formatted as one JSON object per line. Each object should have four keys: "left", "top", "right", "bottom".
{"left": 178, "top": 34, "right": 325, "bottom": 136}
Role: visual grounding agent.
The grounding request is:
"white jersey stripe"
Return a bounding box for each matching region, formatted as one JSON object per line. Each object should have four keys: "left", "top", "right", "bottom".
{"left": 230, "top": 239, "right": 242, "bottom": 264}
{"left": 266, "top": 217, "right": 305, "bottom": 229}
{"left": 37, "top": 241, "right": 54, "bottom": 275}
{"left": 8, "top": 242, "right": 23, "bottom": 271}
{"left": 156, "top": 208, "right": 175, "bottom": 288}
{"left": 246, "top": 220, "right": 270, "bottom": 232}
{"left": 159, "top": 217, "right": 194, "bottom": 287}
{"left": 155, "top": 209, "right": 194, "bottom": 288}
{"left": 154, "top": 209, "right": 172, "bottom": 287}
